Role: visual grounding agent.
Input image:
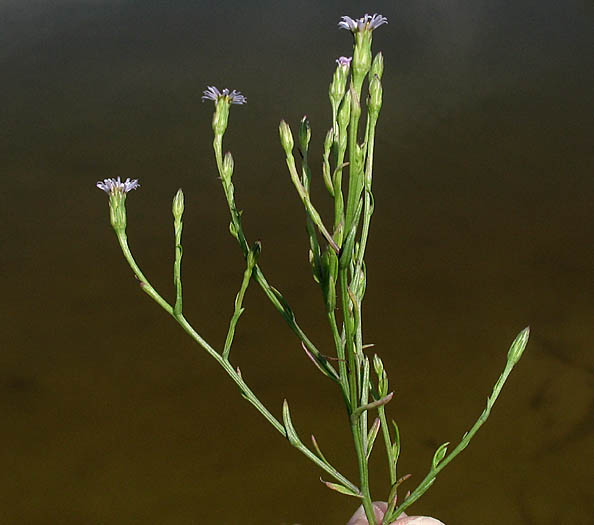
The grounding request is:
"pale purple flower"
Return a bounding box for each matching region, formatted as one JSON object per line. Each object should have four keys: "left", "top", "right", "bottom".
{"left": 338, "top": 13, "right": 388, "bottom": 33}
{"left": 96, "top": 177, "right": 140, "bottom": 194}
{"left": 201, "top": 86, "right": 247, "bottom": 105}
{"left": 336, "top": 56, "right": 353, "bottom": 67}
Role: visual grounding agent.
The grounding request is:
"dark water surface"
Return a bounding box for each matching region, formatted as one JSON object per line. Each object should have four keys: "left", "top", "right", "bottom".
{"left": 2, "top": 1, "right": 593, "bottom": 523}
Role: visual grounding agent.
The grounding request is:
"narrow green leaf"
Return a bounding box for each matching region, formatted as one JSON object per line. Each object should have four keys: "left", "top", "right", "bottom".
{"left": 322, "top": 129, "right": 335, "bottom": 196}
{"left": 351, "top": 392, "right": 393, "bottom": 422}
{"left": 386, "top": 473, "right": 412, "bottom": 513}
{"left": 282, "top": 399, "right": 301, "bottom": 446}
{"left": 360, "top": 357, "right": 370, "bottom": 406}
{"left": 301, "top": 342, "right": 340, "bottom": 382}
{"left": 332, "top": 161, "right": 350, "bottom": 183}
{"left": 311, "top": 435, "right": 331, "bottom": 466}
{"left": 270, "top": 286, "right": 295, "bottom": 322}
{"left": 321, "top": 478, "right": 362, "bottom": 498}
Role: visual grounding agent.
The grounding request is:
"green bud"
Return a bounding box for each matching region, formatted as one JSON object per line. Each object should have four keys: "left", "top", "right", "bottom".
{"left": 370, "top": 51, "right": 384, "bottom": 80}
{"left": 247, "top": 241, "right": 261, "bottom": 269}
{"left": 321, "top": 248, "right": 338, "bottom": 312}
{"left": 298, "top": 116, "right": 311, "bottom": 155}
{"left": 324, "top": 128, "right": 333, "bottom": 152}
{"left": 507, "top": 327, "right": 530, "bottom": 365}
{"left": 368, "top": 74, "right": 383, "bottom": 115}
{"left": 172, "top": 188, "right": 184, "bottom": 222}
{"left": 279, "top": 120, "right": 294, "bottom": 154}
{"left": 373, "top": 354, "right": 383, "bottom": 378}
{"left": 373, "top": 354, "right": 388, "bottom": 397}
{"left": 223, "top": 151, "right": 234, "bottom": 179}
{"left": 212, "top": 97, "right": 230, "bottom": 136}
{"left": 350, "top": 86, "right": 361, "bottom": 122}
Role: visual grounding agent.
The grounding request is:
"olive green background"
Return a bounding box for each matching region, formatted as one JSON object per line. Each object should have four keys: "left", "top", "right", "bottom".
{"left": 2, "top": 1, "right": 593, "bottom": 523}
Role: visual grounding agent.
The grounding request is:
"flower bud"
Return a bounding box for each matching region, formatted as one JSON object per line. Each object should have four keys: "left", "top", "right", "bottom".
{"left": 337, "top": 90, "right": 351, "bottom": 148}
{"left": 370, "top": 51, "right": 384, "bottom": 80}
{"left": 373, "top": 354, "right": 388, "bottom": 397}
{"left": 507, "top": 327, "right": 530, "bottom": 365}
{"left": 279, "top": 120, "right": 294, "bottom": 154}
{"left": 298, "top": 116, "right": 311, "bottom": 155}
{"left": 247, "top": 240, "right": 261, "bottom": 269}
{"left": 368, "top": 74, "right": 383, "bottom": 116}
{"left": 373, "top": 354, "right": 384, "bottom": 379}
{"left": 172, "top": 188, "right": 184, "bottom": 222}
{"left": 223, "top": 151, "right": 234, "bottom": 179}
{"left": 324, "top": 127, "right": 334, "bottom": 152}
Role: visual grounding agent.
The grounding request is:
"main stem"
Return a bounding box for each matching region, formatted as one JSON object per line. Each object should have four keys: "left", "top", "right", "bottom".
{"left": 340, "top": 266, "right": 375, "bottom": 523}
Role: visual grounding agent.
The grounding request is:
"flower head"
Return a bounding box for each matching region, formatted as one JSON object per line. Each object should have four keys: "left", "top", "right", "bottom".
{"left": 201, "top": 86, "right": 247, "bottom": 105}
{"left": 336, "top": 56, "right": 353, "bottom": 67}
{"left": 338, "top": 13, "right": 388, "bottom": 33}
{"left": 329, "top": 57, "right": 352, "bottom": 106}
{"left": 96, "top": 177, "right": 140, "bottom": 194}
{"left": 97, "top": 177, "right": 139, "bottom": 232}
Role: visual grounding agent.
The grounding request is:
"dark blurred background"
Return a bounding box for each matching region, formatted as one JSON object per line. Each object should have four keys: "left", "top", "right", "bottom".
{"left": 1, "top": 1, "right": 593, "bottom": 523}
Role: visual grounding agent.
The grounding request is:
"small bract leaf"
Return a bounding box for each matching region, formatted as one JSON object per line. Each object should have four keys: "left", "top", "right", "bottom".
{"left": 391, "top": 420, "right": 401, "bottom": 463}
{"left": 432, "top": 441, "right": 450, "bottom": 469}
{"left": 366, "top": 417, "right": 381, "bottom": 460}
{"left": 229, "top": 221, "right": 238, "bottom": 239}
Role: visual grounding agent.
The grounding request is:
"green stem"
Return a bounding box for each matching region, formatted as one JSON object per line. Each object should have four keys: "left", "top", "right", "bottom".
{"left": 222, "top": 248, "right": 256, "bottom": 359}
{"left": 173, "top": 219, "right": 183, "bottom": 316}
{"left": 340, "top": 269, "right": 358, "bottom": 408}
{"left": 117, "top": 232, "right": 172, "bottom": 314}
{"left": 385, "top": 353, "right": 526, "bottom": 522}
{"left": 328, "top": 310, "right": 350, "bottom": 406}
{"left": 350, "top": 419, "right": 375, "bottom": 524}
{"left": 212, "top": 135, "right": 338, "bottom": 381}
{"left": 377, "top": 406, "right": 397, "bottom": 486}
{"left": 354, "top": 115, "right": 378, "bottom": 274}
{"left": 115, "top": 229, "right": 357, "bottom": 492}
{"left": 338, "top": 264, "right": 375, "bottom": 524}
{"left": 283, "top": 148, "right": 339, "bottom": 253}
{"left": 344, "top": 88, "right": 365, "bottom": 237}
